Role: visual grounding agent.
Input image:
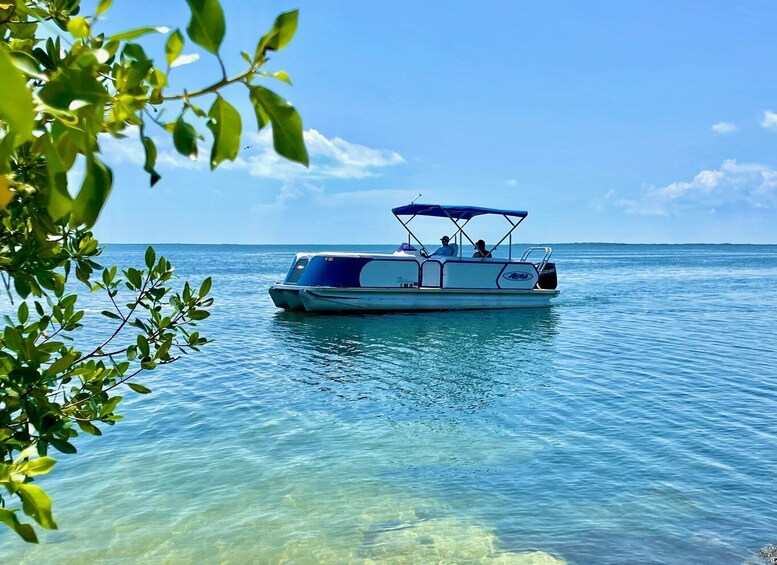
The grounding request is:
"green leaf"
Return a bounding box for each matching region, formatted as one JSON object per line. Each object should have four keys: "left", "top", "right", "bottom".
{"left": 4, "top": 326, "right": 23, "bottom": 350}
{"left": 169, "top": 53, "right": 199, "bottom": 69}
{"left": 255, "top": 10, "right": 299, "bottom": 60}
{"left": 145, "top": 246, "right": 156, "bottom": 269}
{"left": 183, "top": 103, "right": 204, "bottom": 119}
{"left": 248, "top": 86, "right": 309, "bottom": 166}
{"left": 42, "top": 134, "right": 72, "bottom": 220}
{"left": 18, "top": 302, "right": 29, "bottom": 324}
{"left": 19, "top": 457, "right": 57, "bottom": 477}
{"left": 139, "top": 126, "right": 161, "bottom": 187}
{"left": 0, "top": 509, "right": 38, "bottom": 543}
{"left": 173, "top": 117, "right": 198, "bottom": 159}
{"left": 45, "top": 352, "right": 76, "bottom": 377}
{"left": 206, "top": 95, "right": 241, "bottom": 170}
{"left": 96, "top": 0, "right": 113, "bottom": 15}
{"left": 125, "top": 267, "right": 143, "bottom": 289}
{"left": 39, "top": 67, "right": 109, "bottom": 110}
{"left": 109, "top": 26, "right": 169, "bottom": 42}
{"left": 0, "top": 137, "right": 13, "bottom": 177}
{"left": 77, "top": 421, "right": 102, "bottom": 436}
{"left": 17, "top": 483, "right": 57, "bottom": 530}
{"left": 189, "top": 310, "right": 210, "bottom": 320}
{"left": 101, "top": 310, "right": 121, "bottom": 320}
{"left": 0, "top": 46, "right": 34, "bottom": 147}
{"left": 165, "top": 29, "right": 184, "bottom": 67}
{"left": 73, "top": 156, "right": 113, "bottom": 228}
{"left": 128, "top": 382, "right": 152, "bottom": 394}
{"left": 9, "top": 50, "right": 45, "bottom": 80}
{"left": 99, "top": 396, "right": 122, "bottom": 417}
{"left": 156, "top": 338, "right": 172, "bottom": 359}
{"left": 66, "top": 17, "right": 90, "bottom": 38}
{"left": 48, "top": 439, "right": 77, "bottom": 454}
{"left": 13, "top": 276, "right": 31, "bottom": 298}
{"left": 0, "top": 175, "right": 12, "bottom": 209}
{"left": 185, "top": 0, "right": 225, "bottom": 54}
{"left": 136, "top": 334, "right": 149, "bottom": 357}
{"left": 265, "top": 70, "right": 292, "bottom": 85}
{"left": 120, "top": 48, "right": 153, "bottom": 92}
{"left": 15, "top": 445, "right": 41, "bottom": 463}
{"left": 199, "top": 276, "right": 212, "bottom": 297}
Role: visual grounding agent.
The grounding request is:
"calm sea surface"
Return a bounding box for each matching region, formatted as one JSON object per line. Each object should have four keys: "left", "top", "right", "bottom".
{"left": 1, "top": 244, "right": 776, "bottom": 564}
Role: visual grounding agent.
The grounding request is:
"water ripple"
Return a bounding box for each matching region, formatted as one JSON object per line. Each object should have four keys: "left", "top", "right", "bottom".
{"left": 1, "top": 244, "right": 776, "bottom": 564}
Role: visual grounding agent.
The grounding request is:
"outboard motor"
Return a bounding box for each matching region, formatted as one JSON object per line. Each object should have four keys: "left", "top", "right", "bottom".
{"left": 536, "top": 262, "right": 557, "bottom": 290}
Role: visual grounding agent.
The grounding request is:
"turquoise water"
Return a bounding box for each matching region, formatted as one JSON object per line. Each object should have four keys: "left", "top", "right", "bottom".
{"left": 2, "top": 244, "right": 776, "bottom": 563}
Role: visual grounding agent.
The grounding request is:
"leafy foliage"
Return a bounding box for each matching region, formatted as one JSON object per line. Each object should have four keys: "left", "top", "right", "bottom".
{"left": 0, "top": 0, "right": 307, "bottom": 542}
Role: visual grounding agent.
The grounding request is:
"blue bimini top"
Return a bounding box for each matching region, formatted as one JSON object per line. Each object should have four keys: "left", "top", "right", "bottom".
{"left": 392, "top": 204, "right": 528, "bottom": 220}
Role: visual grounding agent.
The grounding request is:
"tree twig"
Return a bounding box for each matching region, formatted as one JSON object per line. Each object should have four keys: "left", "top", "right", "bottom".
{"left": 74, "top": 272, "right": 152, "bottom": 364}
{"left": 0, "top": 272, "right": 14, "bottom": 306}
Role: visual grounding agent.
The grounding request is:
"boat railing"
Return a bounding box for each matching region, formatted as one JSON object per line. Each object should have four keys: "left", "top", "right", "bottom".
{"left": 520, "top": 246, "right": 553, "bottom": 272}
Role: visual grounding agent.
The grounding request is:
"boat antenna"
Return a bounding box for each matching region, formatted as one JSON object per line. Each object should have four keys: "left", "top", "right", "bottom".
{"left": 410, "top": 193, "right": 422, "bottom": 204}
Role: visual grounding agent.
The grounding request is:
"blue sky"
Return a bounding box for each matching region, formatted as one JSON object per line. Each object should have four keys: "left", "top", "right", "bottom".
{"left": 92, "top": 1, "right": 777, "bottom": 243}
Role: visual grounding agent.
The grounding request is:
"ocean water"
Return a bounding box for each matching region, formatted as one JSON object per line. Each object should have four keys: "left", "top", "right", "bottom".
{"left": 1, "top": 244, "right": 776, "bottom": 564}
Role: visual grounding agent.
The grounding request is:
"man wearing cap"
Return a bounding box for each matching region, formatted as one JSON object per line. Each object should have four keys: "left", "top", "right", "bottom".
{"left": 423, "top": 235, "right": 456, "bottom": 257}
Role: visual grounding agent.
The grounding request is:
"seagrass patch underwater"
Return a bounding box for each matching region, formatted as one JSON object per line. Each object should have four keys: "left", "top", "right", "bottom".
{"left": 1, "top": 243, "right": 776, "bottom": 564}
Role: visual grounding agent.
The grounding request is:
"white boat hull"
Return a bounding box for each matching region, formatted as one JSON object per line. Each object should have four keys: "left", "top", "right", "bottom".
{"left": 270, "top": 284, "right": 559, "bottom": 312}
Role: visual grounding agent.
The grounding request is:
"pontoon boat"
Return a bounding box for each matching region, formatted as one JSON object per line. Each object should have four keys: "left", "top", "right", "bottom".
{"left": 269, "top": 204, "right": 559, "bottom": 312}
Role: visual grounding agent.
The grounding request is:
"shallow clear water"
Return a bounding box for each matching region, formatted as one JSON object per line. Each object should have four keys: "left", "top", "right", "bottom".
{"left": 2, "top": 244, "right": 776, "bottom": 564}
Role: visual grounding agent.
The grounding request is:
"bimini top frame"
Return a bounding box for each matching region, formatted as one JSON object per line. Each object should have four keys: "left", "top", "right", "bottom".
{"left": 391, "top": 203, "right": 528, "bottom": 259}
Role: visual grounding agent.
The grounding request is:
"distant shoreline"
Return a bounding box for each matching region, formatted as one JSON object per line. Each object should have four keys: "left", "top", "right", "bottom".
{"left": 101, "top": 242, "right": 777, "bottom": 247}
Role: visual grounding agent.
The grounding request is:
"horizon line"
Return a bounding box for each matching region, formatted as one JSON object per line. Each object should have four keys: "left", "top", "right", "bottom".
{"left": 101, "top": 241, "right": 777, "bottom": 246}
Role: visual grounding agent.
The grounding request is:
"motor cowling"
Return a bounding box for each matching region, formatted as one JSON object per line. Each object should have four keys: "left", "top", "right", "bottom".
{"left": 536, "top": 262, "right": 557, "bottom": 290}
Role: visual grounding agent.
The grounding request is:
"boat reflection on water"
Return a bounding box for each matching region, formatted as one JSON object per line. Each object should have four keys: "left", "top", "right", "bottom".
{"left": 270, "top": 308, "right": 560, "bottom": 418}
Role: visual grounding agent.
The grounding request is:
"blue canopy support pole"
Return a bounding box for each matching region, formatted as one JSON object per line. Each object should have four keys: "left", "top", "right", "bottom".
{"left": 446, "top": 218, "right": 470, "bottom": 257}
{"left": 445, "top": 218, "right": 470, "bottom": 241}
{"left": 509, "top": 233, "right": 512, "bottom": 261}
{"left": 441, "top": 209, "right": 479, "bottom": 253}
{"left": 490, "top": 215, "right": 525, "bottom": 256}
{"left": 393, "top": 212, "right": 428, "bottom": 256}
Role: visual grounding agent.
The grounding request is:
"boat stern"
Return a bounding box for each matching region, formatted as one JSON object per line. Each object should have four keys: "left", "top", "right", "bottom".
{"left": 268, "top": 284, "right": 306, "bottom": 311}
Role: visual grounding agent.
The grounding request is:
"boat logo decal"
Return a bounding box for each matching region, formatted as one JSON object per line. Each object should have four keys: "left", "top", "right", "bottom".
{"left": 503, "top": 271, "right": 533, "bottom": 281}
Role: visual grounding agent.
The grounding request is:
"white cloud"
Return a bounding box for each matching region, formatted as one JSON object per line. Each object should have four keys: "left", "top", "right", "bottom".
{"left": 99, "top": 126, "right": 208, "bottom": 171}
{"left": 504, "top": 178, "right": 518, "bottom": 187}
{"left": 251, "top": 179, "right": 323, "bottom": 213}
{"left": 761, "top": 110, "right": 777, "bottom": 131}
{"left": 99, "top": 126, "right": 404, "bottom": 180}
{"left": 612, "top": 159, "right": 777, "bottom": 216}
{"left": 711, "top": 122, "right": 737, "bottom": 134}
{"left": 243, "top": 128, "right": 404, "bottom": 179}
{"left": 99, "top": 129, "right": 145, "bottom": 166}
{"left": 252, "top": 180, "right": 413, "bottom": 213}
